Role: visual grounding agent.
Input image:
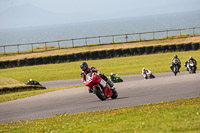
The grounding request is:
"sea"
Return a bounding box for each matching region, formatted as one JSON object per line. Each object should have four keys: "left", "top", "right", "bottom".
{"left": 0, "top": 11, "right": 200, "bottom": 53}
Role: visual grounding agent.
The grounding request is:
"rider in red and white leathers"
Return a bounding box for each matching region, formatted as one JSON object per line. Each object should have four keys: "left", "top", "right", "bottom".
{"left": 80, "top": 62, "right": 114, "bottom": 93}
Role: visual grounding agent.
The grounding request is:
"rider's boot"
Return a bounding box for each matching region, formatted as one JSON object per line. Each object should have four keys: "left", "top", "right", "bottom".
{"left": 107, "top": 79, "right": 115, "bottom": 90}
{"left": 88, "top": 89, "right": 93, "bottom": 93}
{"left": 170, "top": 65, "right": 173, "bottom": 72}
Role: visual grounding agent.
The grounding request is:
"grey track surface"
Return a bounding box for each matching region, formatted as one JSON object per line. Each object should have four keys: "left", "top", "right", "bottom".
{"left": 0, "top": 71, "right": 200, "bottom": 123}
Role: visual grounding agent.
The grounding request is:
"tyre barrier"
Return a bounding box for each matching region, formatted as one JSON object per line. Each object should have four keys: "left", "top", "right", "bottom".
{"left": 98, "top": 50, "right": 107, "bottom": 59}
{"left": 67, "top": 54, "right": 75, "bottom": 62}
{"left": 0, "top": 85, "right": 46, "bottom": 95}
{"left": 27, "top": 58, "right": 35, "bottom": 66}
{"left": 122, "top": 48, "right": 131, "bottom": 56}
{"left": 145, "top": 46, "right": 153, "bottom": 54}
{"left": 161, "top": 45, "right": 169, "bottom": 52}
{"left": 0, "top": 61, "right": 9, "bottom": 68}
{"left": 137, "top": 47, "right": 145, "bottom": 55}
{"left": 35, "top": 57, "right": 43, "bottom": 65}
{"left": 59, "top": 55, "right": 68, "bottom": 63}
{"left": 114, "top": 49, "right": 123, "bottom": 57}
{"left": 129, "top": 48, "right": 138, "bottom": 55}
{"left": 90, "top": 51, "right": 99, "bottom": 60}
{"left": 106, "top": 49, "right": 115, "bottom": 58}
{"left": 191, "top": 42, "right": 199, "bottom": 50}
{"left": 168, "top": 45, "right": 176, "bottom": 52}
{"left": 51, "top": 55, "right": 60, "bottom": 63}
{"left": 176, "top": 44, "right": 184, "bottom": 51}
{"left": 82, "top": 52, "right": 91, "bottom": 60}
{"left": 153, "top": 45, "right": 161, "bottom": 53}
{"left": 0, "top": 42, "right": 199, "bottom": 69}
{"left": 184, "top": 43, "right": 192, "bottom": 51}
{"left": 10, "top": 60, "right": 18, "bottom": 68}
{"left": 74, "top": 53, "right": 84, "bottom": 61}
{"left": 18, "top": 59, "right": 27, "bottom": 66}
{"left": 42, "top": 56, "right": 52, "bottom": 64}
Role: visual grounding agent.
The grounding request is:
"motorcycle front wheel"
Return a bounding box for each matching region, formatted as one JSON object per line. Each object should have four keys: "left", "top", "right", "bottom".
{"left": 111, "top": 89, "right": 118, "bottom": 99}
{"left": 93, "top": 87, "right": 106, "bottom": 101}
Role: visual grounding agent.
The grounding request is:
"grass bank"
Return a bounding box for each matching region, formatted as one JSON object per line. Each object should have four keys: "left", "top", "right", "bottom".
{"left": 1, "top": 96, "right": 199, "bottom": 132}
{"left": 0, "top": 49, "right": 199, "bottom": 82}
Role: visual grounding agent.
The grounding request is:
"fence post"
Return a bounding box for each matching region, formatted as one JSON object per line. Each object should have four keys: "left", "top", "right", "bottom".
{"left": 72, "top": 39, "right": 74, "bottom": 47}
{"left": 139, "top": 33, "right": 141, "bottom": 41}
{"left": 193, "top": 27, "right": 195, "bottom": 36}
{"left": 112, "top": 35, "right": 115, "bottom": 43}
{"left": 166, "top": 30, "right": 168, "bottom": 39}
{"left": 125, "top": 34, "right": 128, "bottom": 42}
{"left": 44, "top": 42, "right": 47, "bottom": 51}
{"left": 31, "top": 43, "right": 33, "bottom": 53}
{"left": 17, "top": 44, "right": 19, "bottom": 54}
{"left": 58, "top": 41, "right": 60, "bottom": 49}
{"left": 99, "top": 36, "right": 101, "bottom": 44}
{"left": 85, "top": 38, "right": 87, "bottom": 46}
{"left": 179, "top": 29, "right": 182, "bottom": 36}
{"left": 152, "top": 32, "right": 155, "bottom": 40}
{"left": 3, "top": 46, "right": 6, "bottom": 54}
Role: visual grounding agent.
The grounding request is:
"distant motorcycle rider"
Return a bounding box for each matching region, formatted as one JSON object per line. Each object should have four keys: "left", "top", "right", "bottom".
{"left": 170, "top": 54, "right": 181, "bottom": 72}
{"left": 184, "top": 56, "right": 197, "bottom": 72}
{"left": 142, "top": 67, "right": 155, "bottom": 79}
{"left": 80, "top": 62, "right": 114, "bottom": 93}
{"left": 110, "top": 73, "right": 117, "bottom": 81}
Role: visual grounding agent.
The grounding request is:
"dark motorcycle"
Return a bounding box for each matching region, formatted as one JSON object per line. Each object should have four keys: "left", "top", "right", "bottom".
{"left": 85, "top": 72, "right": 118, "bottom": 101}
{"left": 172, "top": 59, "right": 179, "bottom": 76}
{"left": 187, "top": 61, "right": 196, "bottom": 74}
{"left": 109, "top": 74, "right": 123, "bottom": 83}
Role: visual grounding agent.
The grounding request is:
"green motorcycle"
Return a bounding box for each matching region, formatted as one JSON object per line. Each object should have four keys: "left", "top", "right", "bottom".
{"left": 109, "top": 73, "right": 123, "bottom": 83}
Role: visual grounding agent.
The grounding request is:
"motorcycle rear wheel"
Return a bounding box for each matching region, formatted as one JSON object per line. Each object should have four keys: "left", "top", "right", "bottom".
{"left": 93, "top": 87, "right": 106, "bottom": 101}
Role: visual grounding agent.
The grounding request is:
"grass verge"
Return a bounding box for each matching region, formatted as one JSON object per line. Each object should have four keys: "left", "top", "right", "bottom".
{"left": 1, "top": 96, "right": 199, "bottom": 132}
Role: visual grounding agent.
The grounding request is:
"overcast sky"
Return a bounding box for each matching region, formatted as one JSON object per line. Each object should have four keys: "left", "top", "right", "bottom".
{"left": 0, "top": 0, "right": 200, "bottom": 28}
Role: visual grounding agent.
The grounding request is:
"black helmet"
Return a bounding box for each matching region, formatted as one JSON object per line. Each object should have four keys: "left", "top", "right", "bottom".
{"left": 174, "top": 54, "right": 178, "bottom": 58}
{"left": 80, "top": 62, "right": 88, "bottom": 71}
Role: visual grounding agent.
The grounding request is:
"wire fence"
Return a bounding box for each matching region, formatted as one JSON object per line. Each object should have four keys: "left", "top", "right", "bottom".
{"left": 0, "top": 27, "right": 200, "bottom": 54}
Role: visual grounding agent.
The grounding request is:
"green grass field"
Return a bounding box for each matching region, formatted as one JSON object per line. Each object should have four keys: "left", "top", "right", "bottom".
{"left": 1, "top": 96, "right": 199, "bottom": 132}
{"left": 0, "top": 49, "right": 199, "bottom": 82}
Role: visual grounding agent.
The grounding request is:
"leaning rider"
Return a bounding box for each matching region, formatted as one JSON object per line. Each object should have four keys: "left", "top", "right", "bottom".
{"left": 170, "top": 54, "right": 181, "bottom": 72}
{"left": 80, "top": 62, "right": 114, "bottom": 93}
{"left": 142, "top": 67, "right": 152, "bottom": 79}
{"left": 185, "top": 56, "right": 197, "bottom": 72}
{"left": 26, "top": 79, "right": 39, "bottom": 85}
{"left": 110, "top": 73, "right": 117, "bottom": 82}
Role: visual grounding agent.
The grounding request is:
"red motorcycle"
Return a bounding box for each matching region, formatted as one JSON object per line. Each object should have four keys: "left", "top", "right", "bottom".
{"left": 85, "top": 72, "right": 118, "bottom": 101}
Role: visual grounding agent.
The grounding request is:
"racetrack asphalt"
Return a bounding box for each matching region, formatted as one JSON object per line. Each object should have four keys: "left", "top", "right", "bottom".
{"left": 0, "top": 71, "right": 200, "bottom": 123}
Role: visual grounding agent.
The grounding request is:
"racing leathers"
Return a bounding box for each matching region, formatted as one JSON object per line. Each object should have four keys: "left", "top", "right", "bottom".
{"left": 184, "top": 58, "right": 197, "bottom": 72}
{"left": 80, "top": 67, "right": 114, "bottom": 93}
{"left": 142, "top": 68, "right": 154, "bottom": 79}
{"left": 170, "top": 57, "right": 181, "bottom": 72}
